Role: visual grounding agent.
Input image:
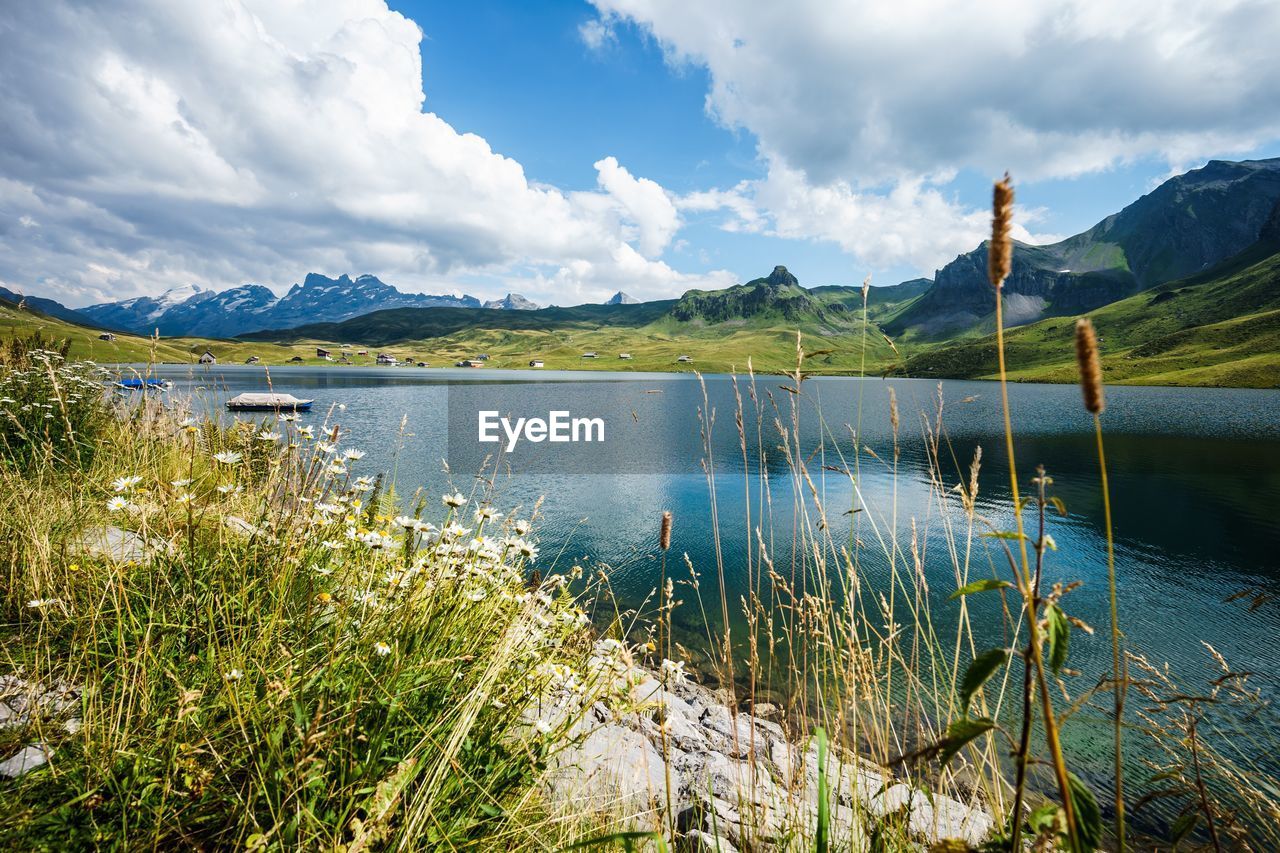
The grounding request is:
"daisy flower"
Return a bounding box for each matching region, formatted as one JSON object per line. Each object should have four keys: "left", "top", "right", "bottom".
{"left": 443, "top": 492, "right": 467, "bottom": 508}
{"left": 373, "top": 642, "right": 391, "bottom": 657}
{"left": 112, "top": 475, "right": 142, "bottom": 493}
{"left": 213, "top": 451, "right": 242, "bottom": 464}
{"left": 106, "top": 496, "right": 131, "bottom": 513}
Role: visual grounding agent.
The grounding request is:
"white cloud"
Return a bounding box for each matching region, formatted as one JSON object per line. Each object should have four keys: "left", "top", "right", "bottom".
{"left": 578, "top": 18, "right": 617, "bottom": 52}
{"left": 591, "top": 0, "right": 1280, "bottom": 274}
{"left": 0, "top": 0, "right": 728, "bottom": 306}
{"left": 680, "top": 162, "right": 1061, "bottom": 274}
{"left": 589, "top": 0, "right": 1280, "bottom": 183}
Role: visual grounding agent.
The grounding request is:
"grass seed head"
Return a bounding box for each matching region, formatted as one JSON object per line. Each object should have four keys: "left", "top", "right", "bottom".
{"left": 1075, "top": 317, "right": 1106, "bottom": 414}
{"left": 989, "top": 173, "right": 1014, "bottom": 288}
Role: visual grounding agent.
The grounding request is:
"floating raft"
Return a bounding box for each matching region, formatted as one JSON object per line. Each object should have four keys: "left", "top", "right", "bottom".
{"left": 116, "top": 377, "right": 170, "bottom": 390}
{"left": 226, "top": 392, "right": 314, "bottom": 412}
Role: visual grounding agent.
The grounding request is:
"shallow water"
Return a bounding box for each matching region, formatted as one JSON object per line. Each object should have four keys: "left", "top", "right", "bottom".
{"left": 136, "top": 364, "right": 1280, "bottom": 824}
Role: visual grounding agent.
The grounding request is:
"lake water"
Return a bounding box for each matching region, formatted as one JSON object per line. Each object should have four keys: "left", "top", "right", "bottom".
{"left": 133, "top": 364, "right": 1280, "bottom": 824}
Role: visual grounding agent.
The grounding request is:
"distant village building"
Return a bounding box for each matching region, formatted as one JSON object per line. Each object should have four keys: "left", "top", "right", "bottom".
{"left": 581, "top": 352, "right": 598, "bottom": 359}
{"left": 475, "top": 354, "right": 490, "bottom": 361}
{"left": 98, "top": 333, "right": 116, "bottom": 342}
{"left": 618, "top": 353, "right": 632, "bottom": 359}
{"left": 416, "top": 361, "right": 428, "bottom": 367}
{"left": 528, "top": 359, "right": 544, "bottom": 368}
{"left": 244, "top": 355, "right": 260, "bottom": 365}
{"left": 455, "top": 359, "right": 484, "bottom": 368}
{"left": 376, "top": 353, "right": 397, "bottom": 365}
{"left": 676, "top": 355, "right": 692, "bottom": 363}
{"left": 357, "top": 349, "right": 369, "bottom": 356}
{"left": 199, "top": 350, "right": 217, "bottom": 364}
{"left": 288, "top": 356, "right": 304, "bottom": 363}
{"left": 316, "top": 347, "right": 332, "bottom": 359}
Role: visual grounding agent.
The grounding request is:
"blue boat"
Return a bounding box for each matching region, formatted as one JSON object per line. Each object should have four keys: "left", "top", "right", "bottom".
{"left": 116, "top": 377, "right": 171, "bottom": 390}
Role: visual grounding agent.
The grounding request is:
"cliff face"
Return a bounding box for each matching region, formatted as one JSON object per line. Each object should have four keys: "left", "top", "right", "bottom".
{"left": 890, "top": 158, "right": 1280, "bottom": 337}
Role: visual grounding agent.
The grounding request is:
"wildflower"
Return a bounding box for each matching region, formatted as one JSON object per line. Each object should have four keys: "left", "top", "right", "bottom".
{"left": 474, "top": 505, "right": 501, "bottom": 523}
{"left": 224, "top": 669, "right": 244, "bottom": 681}
{"left": 359, "top": 531, "right": 396, "bottom": 551}
{"left": 320, "top": 540, "right": 343, "bottom": 550}
{"left": 343, "top": 448, "right": 366, "bottom": 461}
{"left": 298, "top": 425, "right": 314, "bottom": 439}
{"left": 513, "top": 519, "right": 531, "bottom": 536}
{"left": 316, "top": 591, "right": 333, "bottom": 603}
{"left": 106, "top": 496, "right": 131, "bottom": 513}
{"left": 171, "top": 478, "right": 193, "bottom": 488}
{"left": 352, "top": 476, "right": 375, "bottom": 493}
{"left": 437, "top": 522, "right": 467, "bottom": 541}
{"left": 213, "top": 451, "right": 242, "bottom": 464}
{"left": 258, "top": 430, "right": 281, "bottom": 442}
{"left": 373, "top": 642, "right": 391, "bottom": 657}
{"left": 175, "top": 492, "right": 196, "bottom": 506}
{"left": 277, "top": 413, "right": 297, "bottom": 422}
{"left": 27, "top": 598, "right": 60, "bottom": 609}
{"left": 317, "top": 441, "right": 337, "bottom": 454}
{"left": 393, "top": 515, "right": 419, "bottom": 530}
{"left": 326, "top": 462, "right": 348, "bottom": 476}
{"left": 534, "top": 720, "right": 553, "bottom": 736}
{"left": 467, "top": 589, "right": 487, "bottom": 602}
{"left": 660, "top": 658, "right": 689, "bottom": 685}
{"left": 216, "top": 484, "right": 241, "bottom": 495}
{"left": 443, "top": 492, "right": 467, "bottom": 508}
{"left": 112, "top": 475, "right": 142, "bottom": 493}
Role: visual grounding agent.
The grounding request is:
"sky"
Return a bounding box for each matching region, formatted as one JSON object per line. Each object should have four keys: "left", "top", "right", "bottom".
{"left": 2, "top": 0, "right": 1279, "bottom": 308}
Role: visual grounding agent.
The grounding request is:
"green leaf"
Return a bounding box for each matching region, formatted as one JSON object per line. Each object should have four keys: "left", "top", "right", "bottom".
{"left": 983, "top": 530, "right": 1027, "bottom": 541}
{"left": 1050, "top": 496, "right": 1068, "bottom": 517}
{"left": 948, "top": 578, "right": 1013, "bottom": 600}
{"left": 1046, "top": 604, "right": 1070, "bottom": 675}
{"left": 1027, "top": 803, "right": 1064, "bottom": 837}
{"left": 1067, "top": 772, "right": 1103, "bottom": 851}
{"left": 1170, "top": 810, "right": 1200, "bottom": 845}
{"left": 959, "top": 648, "right": 1009, "bottom": 713}
{"left": 938, "top": 717, "right": 996, "bottom": 768}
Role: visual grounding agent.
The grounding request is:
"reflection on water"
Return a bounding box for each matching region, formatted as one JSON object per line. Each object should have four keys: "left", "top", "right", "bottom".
{"left": 137, "top": 364, "right": 1280, "bottom": 816}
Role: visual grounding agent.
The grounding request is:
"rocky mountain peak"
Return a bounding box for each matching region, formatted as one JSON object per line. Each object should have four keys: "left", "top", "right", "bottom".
{"left": 765, "top": 266, "right": 799, "bottom": 288}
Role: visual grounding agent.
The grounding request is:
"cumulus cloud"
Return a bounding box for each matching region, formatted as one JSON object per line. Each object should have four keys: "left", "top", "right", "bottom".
{"left": 0, "top": 0, "right": 726, "bottom": 305}
{"left": 589, "top": 0, "right": 1280, "bottom": 183}
{"left": 591, "top": 0, "right": 1280, "bottom": 273}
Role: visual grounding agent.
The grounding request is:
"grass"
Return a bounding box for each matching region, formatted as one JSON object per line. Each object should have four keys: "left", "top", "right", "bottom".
{"left": 0, "top": 347, "right": 677, "bottom": 849}
{"left": 904, "top": 245, "right": 1280, "bottom": 388}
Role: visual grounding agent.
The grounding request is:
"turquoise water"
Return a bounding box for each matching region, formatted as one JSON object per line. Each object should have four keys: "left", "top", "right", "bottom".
{"left": 137, "top": 364, "right": 1280, "bottom": 827}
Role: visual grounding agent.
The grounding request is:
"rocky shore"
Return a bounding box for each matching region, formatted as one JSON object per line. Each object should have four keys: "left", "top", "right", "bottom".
{"left": 532, "top": 671, "right": 995, "bottom": 851}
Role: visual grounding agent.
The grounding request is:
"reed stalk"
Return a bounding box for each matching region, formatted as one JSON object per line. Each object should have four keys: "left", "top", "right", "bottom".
{"left": 989, "top": 173, "right": 1080, "bottom": 849}
{"left": 1077, "top": 316, "right": 1125, "bottom": 850}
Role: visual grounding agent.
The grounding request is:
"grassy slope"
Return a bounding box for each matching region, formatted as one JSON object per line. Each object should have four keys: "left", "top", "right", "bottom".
{"left": 0, "top": 298, "right": 325, "bottom": 366}
{"left": 903, "top": 245, "right": 1280, "bottom": 388}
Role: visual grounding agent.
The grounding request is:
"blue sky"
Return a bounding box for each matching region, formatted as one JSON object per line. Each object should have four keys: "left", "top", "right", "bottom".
{"left": 3, "top": 0, "right": 1279, "bottom": 305}
{"left": 393, "top": 0, "right": 1280, "bottom": 290}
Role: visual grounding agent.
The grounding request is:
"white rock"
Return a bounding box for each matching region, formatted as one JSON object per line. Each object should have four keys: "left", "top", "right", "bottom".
{"left": 0, "top": 744, "right": 50, "bottom": 778}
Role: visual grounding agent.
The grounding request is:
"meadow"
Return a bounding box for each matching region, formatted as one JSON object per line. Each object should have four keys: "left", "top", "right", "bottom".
{"left": 2, "top": 179, "right": 1279, "bottom": 852}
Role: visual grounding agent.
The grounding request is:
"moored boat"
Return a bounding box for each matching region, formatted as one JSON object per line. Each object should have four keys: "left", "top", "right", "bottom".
{"left": 115, "top": 377, "right": 171, "bottom": 390}
{"left": 226, "top": 392, "right": 314, "bottom": 412}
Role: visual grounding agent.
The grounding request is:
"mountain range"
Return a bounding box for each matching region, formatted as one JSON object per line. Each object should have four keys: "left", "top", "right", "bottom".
{"left": 887, "top": 158, "right": 1280, "bottom": 338}
{"left": 4, "top": 157, "right": 1279, "bottom": 385}
{"left": 78, "top": 274, "right": 483, "bottom": 338}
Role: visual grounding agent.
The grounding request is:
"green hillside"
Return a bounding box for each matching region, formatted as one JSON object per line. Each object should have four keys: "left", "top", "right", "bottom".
{"left": 903, "top": 241, "right": 1280, "bottom": 388}
{"left": 0, "top": 297, "right": 315, "bottom": 366}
